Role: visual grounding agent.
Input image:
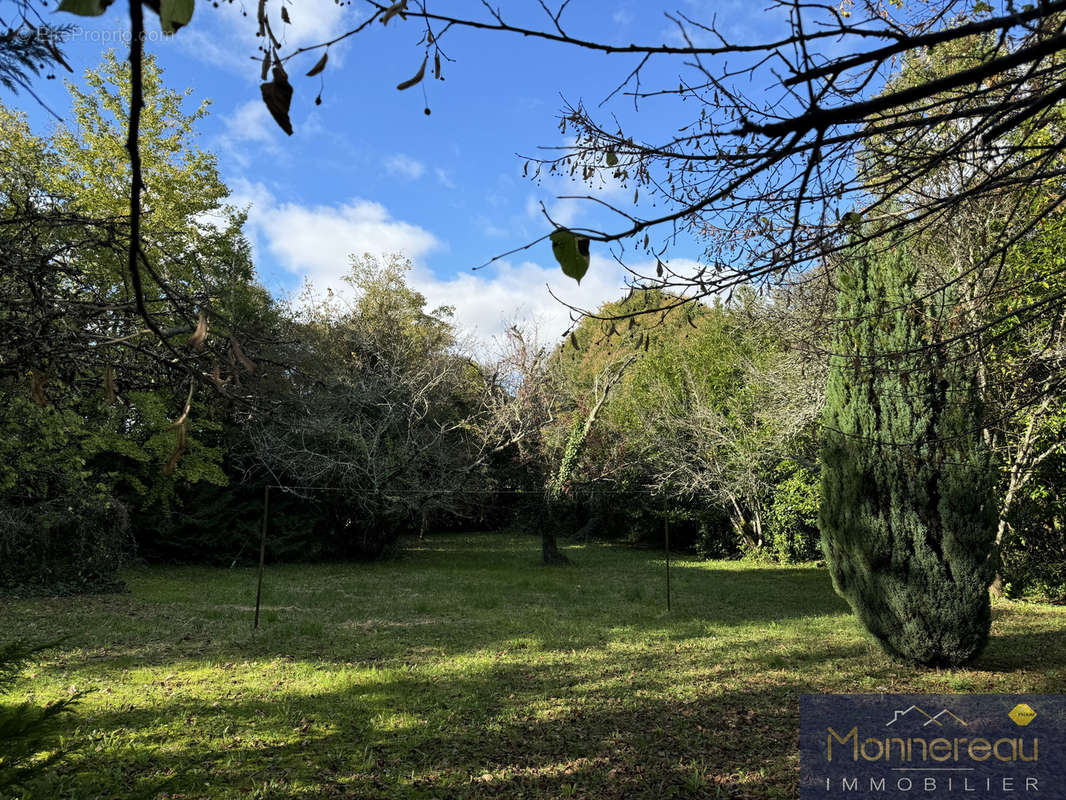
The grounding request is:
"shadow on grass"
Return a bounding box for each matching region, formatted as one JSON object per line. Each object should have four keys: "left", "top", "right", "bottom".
{"left": 9, "top": 534, "right": 1066, "bottom": 799}
{"left": 24, "top": 655, "right": 826, "bottom": 799}
{"left": 23, "top": 620, "right": 1066, "bottom": 800}
{"left": 977, "top": 610, "right": 1066, "bottom": 673}
{"left": 21, "top": 648, "right": 1066, "bottom": 796}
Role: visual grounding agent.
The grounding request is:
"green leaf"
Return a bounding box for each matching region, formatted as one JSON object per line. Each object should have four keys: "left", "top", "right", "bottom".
{"left": 550, "top": 229, "right": 590, "bottom": 283}
{"left": 57, "top": 0, "right": 110, "bottom": 16}
{"left": 159, "top": 0, "right": 195, "bottom": 33}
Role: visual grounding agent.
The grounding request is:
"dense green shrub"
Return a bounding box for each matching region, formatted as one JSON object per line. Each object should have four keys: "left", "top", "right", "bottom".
{"left": 592, "top": 491, "right": 660, "bottom": 547}
{"left": 0, "top": 496, "right": 132, "bottom": 597}
{"left": 766, "top": 464, "right": 821, "bottom": 563}
{"left": 136, "top": 482, "right": 431, "bottom": 566}
{"left": 693, "top": 508, "right": 741, "bottom": 560}
{"left": 999, "top": 452, "right": 1066, "bottom": 602}
{"left": 820, "top": 240, "right": 997, "bottom": 667}
{"left": 561, "top": 490, "right": 735, "bottom": 557}
{"left": 0, "top": 396, "right": 134, "bottom": 595}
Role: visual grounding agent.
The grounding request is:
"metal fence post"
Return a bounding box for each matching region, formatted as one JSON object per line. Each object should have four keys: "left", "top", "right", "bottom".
{"left": 664, "top": 497, "right": 671, "bottom": 612}
{"left": 254, "top": 485, "right": 270, "bottom": 630}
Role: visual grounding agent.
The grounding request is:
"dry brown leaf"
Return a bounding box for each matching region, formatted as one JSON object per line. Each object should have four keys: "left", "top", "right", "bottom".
{"left": 230, "top": 337, "right": 257, "bottom": 373}
{"left": 381, "top": 0, "right": 407, "bottom": 25}
{"left": 306, "top": 51, "right": 328, "bottom": 77}
{"left": 188, "top": 309, "right": 208, "bottom": 350}
{"left": 164, "top": 419, "right": 187, "bottom": 476}
{"left": 397, "top": 56, "right": 427, "bottom": 91}
{"left": 208, "top": 363, "right": 228, "bottom": 390}
{"left": 260, "top": 63, "right": 294, "bottom": 135}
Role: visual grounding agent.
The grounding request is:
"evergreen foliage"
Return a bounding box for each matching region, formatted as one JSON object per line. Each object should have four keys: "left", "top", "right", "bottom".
{"left": 819, "top": 240, "right": 998, "bottom": 666}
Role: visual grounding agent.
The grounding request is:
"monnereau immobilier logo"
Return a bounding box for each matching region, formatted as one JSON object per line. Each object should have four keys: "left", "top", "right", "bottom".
{"left": 800, "top": 694, "right": 1065, "bottom": 797}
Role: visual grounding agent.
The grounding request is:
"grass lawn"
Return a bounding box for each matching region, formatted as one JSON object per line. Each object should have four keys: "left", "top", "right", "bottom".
{"left": 3, "top": 531, "right": 1065, "bottom": 799}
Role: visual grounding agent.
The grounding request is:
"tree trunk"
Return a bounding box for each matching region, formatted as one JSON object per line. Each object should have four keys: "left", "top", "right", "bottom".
{"left": 542, "top": 530, "right": 570, "bottom": 565}
{"left": 538, "top": 499, "right": 570, "bottom": 565}
{"left": 989, "top": 572, "right": 1006, "bottom": 599}
{"left": 729, "top": 495, "right": 760, "bottom": 551}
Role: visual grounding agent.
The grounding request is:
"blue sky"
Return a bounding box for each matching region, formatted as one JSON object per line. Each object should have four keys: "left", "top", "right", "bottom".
{"left": 13, "top": 0, "right": 790, "bottom": 347}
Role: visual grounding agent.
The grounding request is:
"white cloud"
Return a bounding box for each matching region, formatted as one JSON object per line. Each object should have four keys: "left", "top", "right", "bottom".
{"left": 524, "top": 192, "right": 579, "bottom": 228}
{"left": 233, "top": 179, "right": 626, "bottom": 342}
{"left": 524, "top": 194, "right": 542, "bottom": 219}
{"left": 215, "top": 101, "right": 283, "bottom": 168}
{"left": 411, "top": 255, "right": 633, "bottom": 347}
{"left": 230, "top": 179, "right": 700, "bottom": 349}
{"left": 664, "top": 0, "right": 788, "bottom": 47}
{"left": 173, "top": 26, "right": 250, "bottom": 74}
{"left": 418, "top": 253, "right": 709, "bottom": 347}
{"left": 384, "top": 154, "right": 426, "bottom": 180}
{"left": 225, "top": 101, "right": 277, "bottom": 144}
{"left": 524, "top": 191, "right": 584, "bottom": 229}
{"left": 273, "top": 2, "right": 349, "bottom": 51}
{"left": 551, "top": 198, "right": 582, "bottom": 227}
{"left": 269, "top": 201, "right": 439, "bottom": 282}
{"left": 178, "top": 0, "right": 351, "bottom": 76}
{"left": 231, "top": 179, "right": 441, "bottom": 294}
{"left": 474, "top": 215, "right": 510, "bottom": 238}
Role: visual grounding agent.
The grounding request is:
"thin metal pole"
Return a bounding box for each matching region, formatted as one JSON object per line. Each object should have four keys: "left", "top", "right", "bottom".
{"left": 664, "top": 500, "right": 671, "bottom": 612}
{"left": 254, "top": 485, "right": 270, "bottom": 630}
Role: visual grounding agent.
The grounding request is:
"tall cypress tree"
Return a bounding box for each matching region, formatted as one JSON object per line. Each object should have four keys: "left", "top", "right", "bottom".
{"left": 819, "top": 239, "right": 997, "bottom": 667}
